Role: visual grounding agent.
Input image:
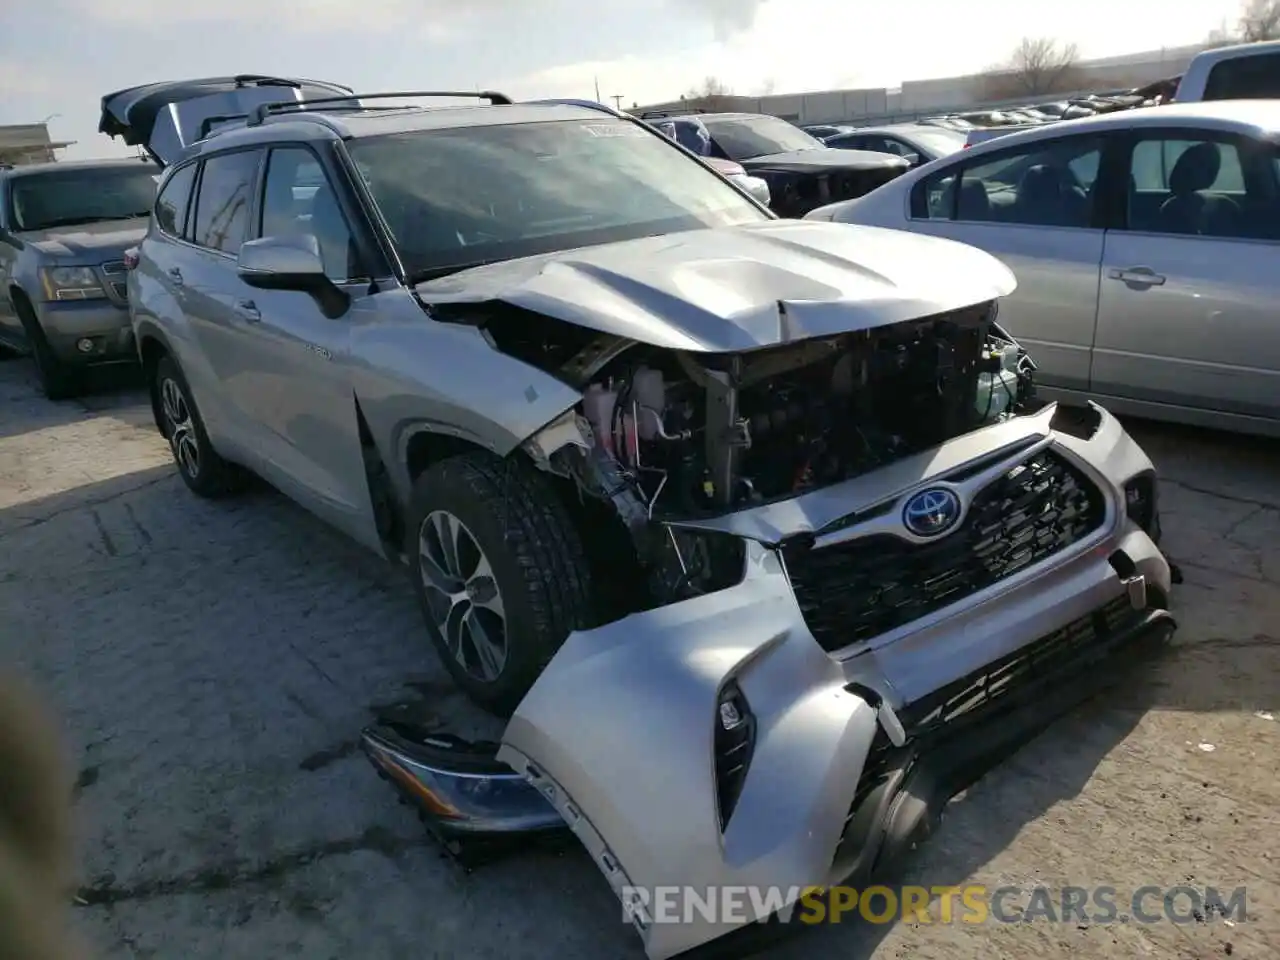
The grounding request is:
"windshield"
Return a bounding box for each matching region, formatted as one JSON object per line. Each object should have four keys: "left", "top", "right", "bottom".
{"left": 9, "top": 165, "right": 159, "bottom": 231}
{"left": 347, "top": 118, "right": 768, "bottom": 280}
{"left": 700, "top": 116, "right": 824, "bottom": 160}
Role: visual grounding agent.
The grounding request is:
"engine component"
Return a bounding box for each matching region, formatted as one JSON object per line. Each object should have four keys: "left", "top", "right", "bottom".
{"left": 525, "top": 298, "right": 1034, "bottom": 607}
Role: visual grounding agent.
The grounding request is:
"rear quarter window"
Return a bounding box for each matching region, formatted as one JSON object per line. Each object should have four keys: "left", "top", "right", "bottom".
{"left": 1203, "top": 53, "right": 1280, "bottom": 100}
{"left": 154, "top": 163, "right": 197, "bottom": 238}
{"left": 910, "top": 167, "right": 958, "bottom": 219}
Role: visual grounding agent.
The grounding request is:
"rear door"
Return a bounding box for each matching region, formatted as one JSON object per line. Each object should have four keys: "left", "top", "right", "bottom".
{"left": 904, "top": 132, "right": 1110, "bottom": 393}
{"left": 177, "top": 146, "right": 280, "bottom": 461}
{"left": 1092, "top": 128, "right": 1280, "bottom": 424}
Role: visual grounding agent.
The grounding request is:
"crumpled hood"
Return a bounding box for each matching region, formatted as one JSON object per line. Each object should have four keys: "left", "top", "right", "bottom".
{"left": 741, "top": 148, "right": 909, "bottom": 173}
{"left": 25, "top": 218, "right": 149, "bottom": 259}
{"left": 416, "top": 220, "right": 1016, "bottom": 352}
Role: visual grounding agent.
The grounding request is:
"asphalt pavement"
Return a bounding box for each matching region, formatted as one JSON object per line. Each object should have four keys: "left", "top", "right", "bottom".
{"left": 1, "top": 353, "right": 1276, "bottom": 960}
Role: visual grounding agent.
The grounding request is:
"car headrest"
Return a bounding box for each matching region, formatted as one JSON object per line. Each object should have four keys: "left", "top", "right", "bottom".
{"left": 1018, "top": 164, "right": 1067, "bottom": 203}
{"left": 1168, "top": 142, "right": 1221, "bottom": 197}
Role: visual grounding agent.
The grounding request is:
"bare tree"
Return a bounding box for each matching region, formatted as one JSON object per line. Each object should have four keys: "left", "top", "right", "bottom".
{"left": 1239, "top": 0, "right": 1280, "bottom": 40}
{"left": 982, "top": 37, "right": 1083, "bottom": 99}
{"left": 1205, "top": 0, "right": 1280, "bottom": 45}
{"left": 682, "top": 76, "right": 735, "bottom": 111}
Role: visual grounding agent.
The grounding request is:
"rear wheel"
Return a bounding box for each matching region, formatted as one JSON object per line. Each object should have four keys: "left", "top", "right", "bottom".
{"left": 405, "top": 451, "right": 596, "bottom": 717}
{"left": 14, "top": 295, "right": 81, "bottom": 400}
{"left": 154, "top": 355, "right": 246, "bottom": 498}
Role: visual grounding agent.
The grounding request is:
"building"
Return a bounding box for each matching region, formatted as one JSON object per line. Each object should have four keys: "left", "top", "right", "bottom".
{"left": 635, "top": 43, "right": 1207, "bottom": 126}
{"left": 0, "top": 123, "right": 75, "bottom": 166}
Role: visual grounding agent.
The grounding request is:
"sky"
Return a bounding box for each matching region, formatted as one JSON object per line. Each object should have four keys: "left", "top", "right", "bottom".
{"left": 0, "top": 0, "right": 1246, "bottom": 160}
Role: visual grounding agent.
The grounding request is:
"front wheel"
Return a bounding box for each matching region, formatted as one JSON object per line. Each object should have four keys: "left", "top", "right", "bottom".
{"left": 154, "top": 355, "right": 246, "bottom": 498}
{"left": 405, "top": 451, "right": 596, "bottom": 717}
{"left": 15, "top": 301, "right": 81, "bottom": 400}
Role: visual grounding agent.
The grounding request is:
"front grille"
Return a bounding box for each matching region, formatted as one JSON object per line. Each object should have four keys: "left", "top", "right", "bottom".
{"left": 784, "top": 451, "right": 1106, "bottom": 652}
{"left": 831, "top": 593, "right": 1145, "bottom": 864}
{"left": 100, "top": 260, "right": 126, "bottom": 276}
{"left": 898, "top": 593, "right": 1139, "bottom": 740}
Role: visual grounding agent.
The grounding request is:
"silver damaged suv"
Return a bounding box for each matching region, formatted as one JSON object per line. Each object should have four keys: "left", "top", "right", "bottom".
{"left": 103, "top": 76, "right": 1176, "bottom": 960}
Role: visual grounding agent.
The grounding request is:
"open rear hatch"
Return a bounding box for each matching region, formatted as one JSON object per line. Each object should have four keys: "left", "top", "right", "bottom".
{"left": 98, "top": 75, "right": 358, "bottom": 166}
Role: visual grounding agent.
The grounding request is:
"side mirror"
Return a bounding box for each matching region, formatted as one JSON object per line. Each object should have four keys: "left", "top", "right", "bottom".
{"left": 237, "top": 235, "right": 350, "bottom": 318}
{"left": 904, "top": 152, "right": 922, "bottom": 167}
{"left": 237, "top": 235, "right": 327, "bottom": 291}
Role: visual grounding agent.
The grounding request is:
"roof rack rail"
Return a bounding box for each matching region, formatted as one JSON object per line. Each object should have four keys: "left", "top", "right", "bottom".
{"left": 636, "top": 109, "right": 706, "bottom": 119}
{"left": 527, "top": 98, "right": 623, "bottom": 117}
{"left": 247, "top": 89, "right": 513, "bottom": 126}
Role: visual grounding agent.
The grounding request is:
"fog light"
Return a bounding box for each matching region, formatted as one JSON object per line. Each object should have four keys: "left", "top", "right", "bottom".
{"left": 76, "top": 338, "right": 95, "bottom": 353}
{"left": 1123, "top": 471, "right": 1159, "bottom": 540}
{"left": 714, "top": 682, "right": 755, "bottom": 830}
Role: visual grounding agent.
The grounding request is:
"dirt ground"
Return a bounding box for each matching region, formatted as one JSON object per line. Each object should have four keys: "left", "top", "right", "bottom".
{"left": 0, "top": 354, "right": 1275, "bottom": 960}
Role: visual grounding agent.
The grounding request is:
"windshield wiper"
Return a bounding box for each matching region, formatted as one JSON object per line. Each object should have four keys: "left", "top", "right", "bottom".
{"left": 26, "top": 214, "right": 148, "bottom": 229}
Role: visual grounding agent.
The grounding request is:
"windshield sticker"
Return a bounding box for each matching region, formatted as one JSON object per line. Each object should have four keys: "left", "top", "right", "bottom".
{"left": 582, "top": 122, "right": 648, "bottom": 138}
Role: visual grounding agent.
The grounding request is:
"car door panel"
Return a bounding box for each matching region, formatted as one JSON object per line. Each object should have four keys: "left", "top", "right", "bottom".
{"left": 920, "top": 221, "right": 1102, "bottom": 393}
{"left": 1091, "top": 130, "right": 1280, "bottom": 423}
{"left": 905, "top": 135, "right": 1108, "bottom": 394}
{"left": 231, "top": 282, "right": 380, "bottom": 550}
{"left": 1093, "top": 233, "right": 1279, "bottom": 419}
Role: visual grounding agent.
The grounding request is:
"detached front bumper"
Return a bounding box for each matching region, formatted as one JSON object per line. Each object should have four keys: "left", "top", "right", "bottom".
{"left": 365, "top": 402, "right": 1174, "bottom": 960}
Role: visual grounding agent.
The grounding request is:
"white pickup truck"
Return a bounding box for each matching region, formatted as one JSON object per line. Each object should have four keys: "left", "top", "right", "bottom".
{"left": 1174, "top": 39, "right": 1280, "bottom": 102}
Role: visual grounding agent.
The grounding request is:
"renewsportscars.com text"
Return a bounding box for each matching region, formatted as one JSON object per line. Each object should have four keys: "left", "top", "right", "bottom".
{"left": 621, "top": 884, "right": 1248, "bottom": 926}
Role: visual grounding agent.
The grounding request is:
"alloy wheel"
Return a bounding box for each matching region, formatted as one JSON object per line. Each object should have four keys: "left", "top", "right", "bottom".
{"left": 418, "top": 510, "right": 508, "bottom": 682}
{"left": 160, "top": 377, "right": 200, "bottom": 479}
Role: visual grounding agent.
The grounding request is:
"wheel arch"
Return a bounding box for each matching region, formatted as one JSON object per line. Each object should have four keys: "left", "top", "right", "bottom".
{"left": 135, "top": 322, "right": 175, "bottom": 436}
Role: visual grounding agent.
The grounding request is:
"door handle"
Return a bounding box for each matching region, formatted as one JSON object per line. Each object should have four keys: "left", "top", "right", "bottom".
{"left": 1108, "top": 266, "right": 1166, "bottom": 286}
{"left": 235, "top": 299, "right": 261, "bottom": 322}
{"left": 167, "top": 267, "right": 183, "bottom": 285}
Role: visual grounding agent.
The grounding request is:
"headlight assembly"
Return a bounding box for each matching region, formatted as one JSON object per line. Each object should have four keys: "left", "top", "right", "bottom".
{"left": 40, "top": 266, "right": 106, "bottom": 301}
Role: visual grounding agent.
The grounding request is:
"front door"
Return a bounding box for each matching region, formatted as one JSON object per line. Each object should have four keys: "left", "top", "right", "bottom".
{"left": 231, "top": 144, "right": 378, "bottom": 548}
{"left": 910, "top": 133, "right": 1108, "bottom": 394}
{"left": 1092, "top": 130, "right": 1280, "bottom": 424}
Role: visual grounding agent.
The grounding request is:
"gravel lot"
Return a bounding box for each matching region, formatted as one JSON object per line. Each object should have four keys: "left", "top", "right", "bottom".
{"left": 1, "top": 352, "right": 1277, "bottom": 960}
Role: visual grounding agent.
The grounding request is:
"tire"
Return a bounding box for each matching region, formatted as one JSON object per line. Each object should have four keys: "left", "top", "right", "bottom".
{"left": 405, "top": 451, "right": 596, "bottom": 717}
{"left": 15, "top": 297, "right": 81, "bottom": 400}
{"left": 153, "top": 355, "right": 246, "bottom": 498}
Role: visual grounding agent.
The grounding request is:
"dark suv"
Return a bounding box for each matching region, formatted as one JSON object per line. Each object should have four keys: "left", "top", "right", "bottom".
{"left": 0, "top": 159, "right": 160, "bottom": 398}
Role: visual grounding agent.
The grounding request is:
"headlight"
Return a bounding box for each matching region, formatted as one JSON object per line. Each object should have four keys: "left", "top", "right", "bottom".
{"left": 40, "top": 266, "right": 106, "bottom": 301}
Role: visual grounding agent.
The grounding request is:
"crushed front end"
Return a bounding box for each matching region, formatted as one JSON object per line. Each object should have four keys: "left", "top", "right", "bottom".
{"left": 367, "top": 294, "right": 1175, "bottom": 959}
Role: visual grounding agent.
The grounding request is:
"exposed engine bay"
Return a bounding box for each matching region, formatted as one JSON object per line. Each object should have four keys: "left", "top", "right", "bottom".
{"left": 472, "top": 299, "right": 1036, "bottom": 606}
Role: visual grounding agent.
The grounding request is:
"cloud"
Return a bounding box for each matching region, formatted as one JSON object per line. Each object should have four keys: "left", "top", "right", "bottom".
{"left": 44, "top": 0, "right": 509, "bottom": 36}
{"left": 677, "top": 0, "right": 766, "bottom": 41}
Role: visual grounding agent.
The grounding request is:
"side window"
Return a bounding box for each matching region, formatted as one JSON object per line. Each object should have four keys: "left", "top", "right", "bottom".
{"left": 190, "top": 150, "right": 260, "bottom": 256}
{"left": 1203, "top": 54, "right": 1280, "bottom": 100}
{"left": 1125, "top": 135, "right": 1267, "bottom": 240}
{"left": 258, "top": 146, "right": 357, "bottom": 282}
{"left": 909, "top": 167, "right": 958, "bottom": 219}
{"left": 880, "top": 139, "right": 914, "bottom": 158}
{"left": 154, "top": 163, "right": 196, "bottom": 238}
{"left": 956, "top": 137, "right": 1101, "bottom": 227}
